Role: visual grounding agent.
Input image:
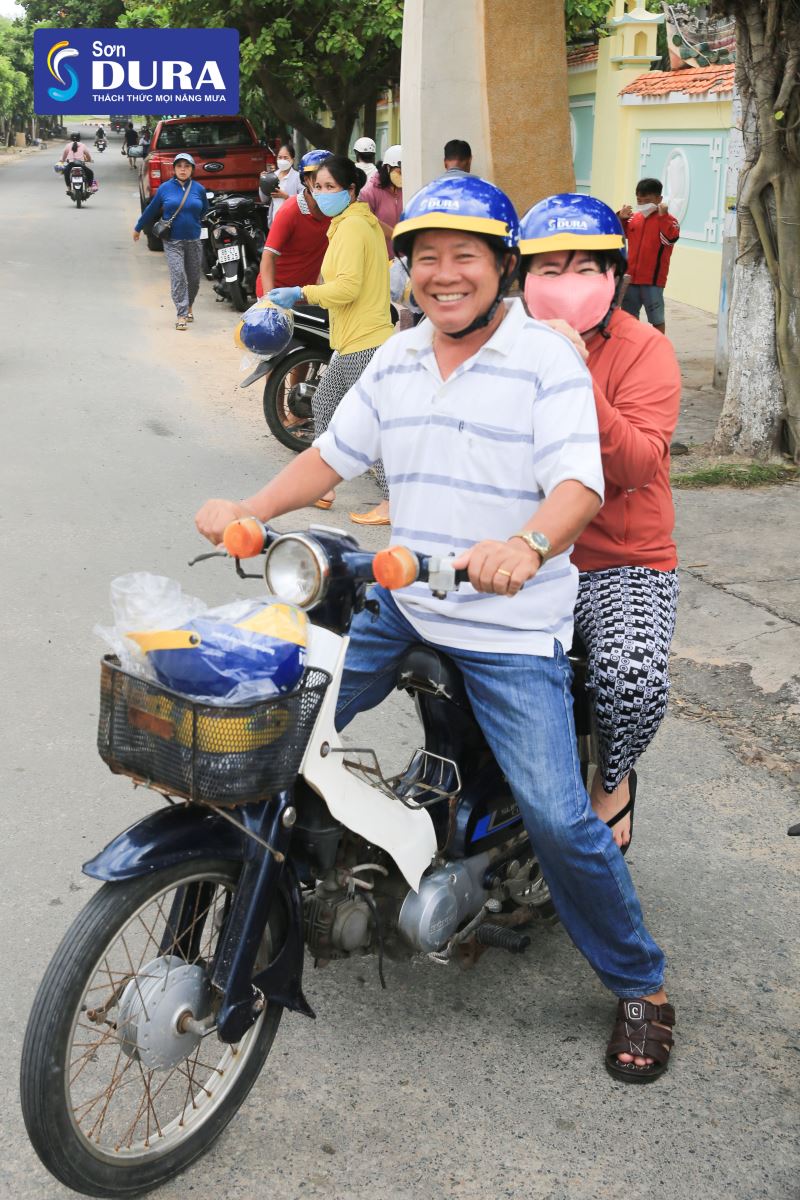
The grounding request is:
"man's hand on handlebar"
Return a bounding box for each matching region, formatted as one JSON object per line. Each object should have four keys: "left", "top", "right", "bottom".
{"left": 195, "top": 499, "right": 253, "bottom": 545}
{"left": 451, "top": 539, "right": 541, "bottom": 597}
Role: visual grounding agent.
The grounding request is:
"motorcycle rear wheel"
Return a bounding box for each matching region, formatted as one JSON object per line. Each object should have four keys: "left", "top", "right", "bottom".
{"left": 20, "top": 858, "right": 284, "bottom": 1198}
{"left": 263, "top": 348, "right": 330, "bottom": 452}
{"left": 226, "top": 277, "right": 248, "bottom": 312}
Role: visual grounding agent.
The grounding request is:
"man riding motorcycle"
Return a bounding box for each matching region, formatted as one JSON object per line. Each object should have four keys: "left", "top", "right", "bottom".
{"left": 196, "top": 175, "right": 675, "bottom": 1083}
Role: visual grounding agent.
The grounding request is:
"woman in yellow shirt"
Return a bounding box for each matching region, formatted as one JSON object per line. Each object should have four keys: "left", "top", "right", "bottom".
{"left": 269, "top": 155, "right": 393, "bottom": 523}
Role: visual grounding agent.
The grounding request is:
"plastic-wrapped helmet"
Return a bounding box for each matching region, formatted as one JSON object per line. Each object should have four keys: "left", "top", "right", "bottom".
{"left": 393, "top": 174, "right": 519, "bottom": 260}
{"left": 299, "top": 149, "right": 333, "bottom": 178}
{"left": 518, "top": 193, "right": 626, "bottom": 273}
{"left": 234, "top": 299, "right": 295, "bottom": 359}
{"left": 354, "top": 136, "right": 376, "bottom": 154}
{"left": 126, "top": 602, "right": 307, "bottom": 701}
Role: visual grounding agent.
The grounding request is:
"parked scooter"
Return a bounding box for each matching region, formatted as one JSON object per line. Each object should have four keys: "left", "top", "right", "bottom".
{"left": 203, "top": 192, "right": 268, "bottom": 312}
{"left": 241, "top": 303, "right": 400, "bottom": 453}
{"left": 240, "top": 303, "right": 333, "bottom": 451}
{"left": 20, "top": 519, "right": 597, "bottom": 1197}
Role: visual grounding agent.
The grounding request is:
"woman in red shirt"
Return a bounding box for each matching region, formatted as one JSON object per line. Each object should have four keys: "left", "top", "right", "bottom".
{"left": 519, "top": 193, "right": 681, "bottom": 856}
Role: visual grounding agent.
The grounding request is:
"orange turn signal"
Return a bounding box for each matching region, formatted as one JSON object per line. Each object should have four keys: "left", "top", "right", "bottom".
{"left": 373, "top": 545, "right": 419, "bottom": 590}
{"left": 223, "top": 517, "right": 266, "bottom": 559}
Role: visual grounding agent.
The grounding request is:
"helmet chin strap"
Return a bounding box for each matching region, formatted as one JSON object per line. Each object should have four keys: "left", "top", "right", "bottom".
{"left": 444, "top": 252, "right": 520, "bottom": 340}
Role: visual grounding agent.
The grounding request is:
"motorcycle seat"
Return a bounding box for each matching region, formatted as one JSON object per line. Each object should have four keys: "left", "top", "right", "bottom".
{"left": 395, "top": 645, "right": 471, "bottom": 711}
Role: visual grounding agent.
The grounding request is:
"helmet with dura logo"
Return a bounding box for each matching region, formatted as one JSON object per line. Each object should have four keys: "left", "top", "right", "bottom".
{"left": 299, "top": 148, "right": 333, "bottom": 177}
{"left": 235, "top": 298, "right": 294, "bottom": 360}
{"left": 392, "top": 175, "right": 520, "bottom": 339}
{"left": 393, "top": 174, "right": 519, "bottom": 258}
{"left": 518, "top": 193, "right": 626, "bottom": 273}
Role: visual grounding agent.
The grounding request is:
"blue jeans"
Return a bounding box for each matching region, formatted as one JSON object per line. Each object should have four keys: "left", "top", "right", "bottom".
{"left": 336, "top": 587, "right": 666, "bottom": 997}
{"left": 621, "top": 283, "right": 665, "bottom": 326}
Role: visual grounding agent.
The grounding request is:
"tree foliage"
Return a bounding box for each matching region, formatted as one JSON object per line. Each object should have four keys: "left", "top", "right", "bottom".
{"left": 121, "top": 0, "right": 403, "bottom": 153}
{"left": 0, "top": 17, "right": 33, "bottom": 138}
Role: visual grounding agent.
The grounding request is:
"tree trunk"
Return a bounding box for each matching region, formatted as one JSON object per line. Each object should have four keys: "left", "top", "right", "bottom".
{"left": 713, "top": 258, "right": 786, "bottom": 454}
{"left": 363, "top": 91, "right": 378, "bottom": 140}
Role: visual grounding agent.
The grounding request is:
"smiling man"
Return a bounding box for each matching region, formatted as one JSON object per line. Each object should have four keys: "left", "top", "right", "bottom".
{"left": 195, "top": 175, "right": 674, "bottom": 1081}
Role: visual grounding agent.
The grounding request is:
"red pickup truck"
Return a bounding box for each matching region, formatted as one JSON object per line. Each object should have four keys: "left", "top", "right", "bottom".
{"left": 138, "top": 116, "right": 276, "bottom": 221}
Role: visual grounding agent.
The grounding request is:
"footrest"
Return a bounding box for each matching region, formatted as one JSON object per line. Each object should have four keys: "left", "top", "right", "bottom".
{"left": 475, "top": 923, "right": 531, "bottom": 954}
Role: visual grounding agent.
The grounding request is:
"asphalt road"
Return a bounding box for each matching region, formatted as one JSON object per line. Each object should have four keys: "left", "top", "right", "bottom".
{"left": 0, "top": 141, "right": 798, "bottom": 1200}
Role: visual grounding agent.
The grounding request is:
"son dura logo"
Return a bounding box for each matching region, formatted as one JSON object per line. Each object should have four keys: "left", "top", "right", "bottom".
{"left": 47, "top": 40, "right": 79, "bottom": 103}
{"left": 34, "top": 28, "right": 239, "bottom": 115}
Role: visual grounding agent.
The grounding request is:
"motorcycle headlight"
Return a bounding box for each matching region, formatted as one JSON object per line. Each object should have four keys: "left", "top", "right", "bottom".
{"left": 264, "top": 535, "right": 329, "bottom": 609}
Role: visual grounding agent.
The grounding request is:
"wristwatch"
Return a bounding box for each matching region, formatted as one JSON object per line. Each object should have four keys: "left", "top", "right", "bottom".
{"left": 510, "top": 530, "right": 552, "bottom": 564}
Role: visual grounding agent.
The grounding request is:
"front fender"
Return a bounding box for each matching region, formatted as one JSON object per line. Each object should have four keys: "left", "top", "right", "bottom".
{"left": 83, "top": 803, "right": 248, "bottom": 882}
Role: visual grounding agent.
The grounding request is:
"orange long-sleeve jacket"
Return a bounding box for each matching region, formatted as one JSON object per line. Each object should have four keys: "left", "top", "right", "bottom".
{"left": 572, "top": 309, "right": 681, "bottom": 573}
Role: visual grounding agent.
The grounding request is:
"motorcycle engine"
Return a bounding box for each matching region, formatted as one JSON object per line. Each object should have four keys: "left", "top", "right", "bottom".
{"left": 303, "top": 884, "right": 372, "bottom": 959}
{"left": 397, "top": 853, "right": 490, "bottom": 953}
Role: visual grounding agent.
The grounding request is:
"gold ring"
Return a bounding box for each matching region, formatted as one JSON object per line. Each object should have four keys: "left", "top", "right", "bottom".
{"left": 496, "top": 568, "right": 512, "bottom": 578}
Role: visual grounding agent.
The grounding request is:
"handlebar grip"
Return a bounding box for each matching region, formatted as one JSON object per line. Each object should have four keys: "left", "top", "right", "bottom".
{"left": 222, "top": 517, "right": 268, "bottom": 558}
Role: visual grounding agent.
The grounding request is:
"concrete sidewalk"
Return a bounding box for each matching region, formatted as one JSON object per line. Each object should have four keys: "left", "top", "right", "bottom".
{"left": 663, "top": 299, "right": 800, "bottom": 783}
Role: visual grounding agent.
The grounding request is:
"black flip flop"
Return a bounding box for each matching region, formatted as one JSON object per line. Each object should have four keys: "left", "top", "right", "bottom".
{"left": 606, "top": 768, "right": 637, "bottom": 856}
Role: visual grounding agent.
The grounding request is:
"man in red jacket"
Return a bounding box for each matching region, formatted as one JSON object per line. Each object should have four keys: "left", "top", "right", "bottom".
{"left": 617, "top": 177, "right": 680, "bottom": 333}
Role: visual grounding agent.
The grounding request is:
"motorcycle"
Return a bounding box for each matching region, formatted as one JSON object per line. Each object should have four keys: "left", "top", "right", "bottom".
{"left": 95, "top": 136, "right": 107, "bottom": 153}
{"left": 19, "top": 518, "right": 597, "bottom": 1197}
{"left": 203, "top": 192, "right": 268, "bottom": 312}
{"left": 241, "top": 303, "right": 400, "bottom": 454}
{"left": 66, "top": 161, "right": 93, "bottom": 208}
{"left": 240, "top": 302, "right": 333, "bottom": 452}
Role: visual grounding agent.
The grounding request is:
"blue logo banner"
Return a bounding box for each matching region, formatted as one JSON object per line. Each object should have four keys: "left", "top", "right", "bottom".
{"left": 34, "top": 28, "right": 239, "bottom": 115}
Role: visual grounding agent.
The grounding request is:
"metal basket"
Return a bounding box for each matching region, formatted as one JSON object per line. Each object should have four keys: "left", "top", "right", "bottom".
{"left": 97, "top": 656, "right": 330, "bottom": 807}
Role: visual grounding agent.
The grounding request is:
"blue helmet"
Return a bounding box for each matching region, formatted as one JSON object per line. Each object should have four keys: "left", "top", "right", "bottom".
{"left": 519, "top": 193, "right": 626, "bottom": 263}
{"left": 393, "top": 174, "right": 519, "bottom": 258}
{"left": 299, "top": 148, "right": 333, "bottom": 178}
{"left": 235, "top": 299, "right": 295, "bottom": 359}
{"left": 126, "top": 602, "right": 307, "bottom": 701}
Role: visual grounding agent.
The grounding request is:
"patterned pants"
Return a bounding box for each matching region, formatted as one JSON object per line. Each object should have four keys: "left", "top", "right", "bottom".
{"left": 313, "top": 346, "right": 388, "bottom": 499}
{"left": 163, "top": 239, "right": 204, "bottom": 319}
{"left": 574, "top": 566, "right": 679, "bottom": 793}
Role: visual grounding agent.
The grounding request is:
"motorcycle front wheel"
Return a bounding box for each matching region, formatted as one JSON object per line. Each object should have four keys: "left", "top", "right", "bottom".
{"left": 20, "top": 858, "right": 284, "bottom": 1198}
{"left": 263, "top": 348, "right": 330, "bottom": 452}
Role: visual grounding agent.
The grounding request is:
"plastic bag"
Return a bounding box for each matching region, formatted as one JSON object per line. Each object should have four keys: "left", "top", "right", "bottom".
{"left": 96, "top": 573, "right": 307, "bottom": 705}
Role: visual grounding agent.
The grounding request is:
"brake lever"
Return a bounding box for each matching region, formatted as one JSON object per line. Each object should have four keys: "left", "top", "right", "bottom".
{"left": 187, "top": 549, "right": 262, "bottom": 580}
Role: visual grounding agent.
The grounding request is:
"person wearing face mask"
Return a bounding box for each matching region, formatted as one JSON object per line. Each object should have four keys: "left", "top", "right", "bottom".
{"left": 256, "top": 150, "right": 332, "bottom": 300}
{"left": 267, "top": 143, "right": 302, "bottom": 226}
{"left": 268, "top": 154, "right": 394, "bottom": 524}
{"left": 196, "top": 175, "right": 675, "bottom": 1085}
{"left": 520, "top": 193, "right": 681, "bottom": 860}
{"left": 616, "top": 178, "right": 680, "bottom": 334}
{"left": 359, "top": 145, "right": 404, "bottom": 259}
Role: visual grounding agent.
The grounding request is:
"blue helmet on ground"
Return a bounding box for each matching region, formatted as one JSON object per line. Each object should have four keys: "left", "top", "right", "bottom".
{"left": 235, "top": 299, "right": 294, "bottom": 359}
{"left": 299, "top": 149, "right": 333, "bottom": 178}
{"left": 392, "top": 174, "right": 519, "bottom": 259}
{"left": 126, "top": 602, "right": 307, "bottom": 701}
{"left": 519, "top": 193, "right": 626, "bottom": 266}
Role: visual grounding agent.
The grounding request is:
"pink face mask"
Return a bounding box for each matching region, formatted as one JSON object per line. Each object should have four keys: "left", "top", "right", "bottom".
{"left": 524, "top": 268, "right": 617, "bottom": 334}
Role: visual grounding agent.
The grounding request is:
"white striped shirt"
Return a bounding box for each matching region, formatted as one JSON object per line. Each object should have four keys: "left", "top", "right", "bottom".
{"left": 314, "top": 299, "right": 604, "bottom": 656}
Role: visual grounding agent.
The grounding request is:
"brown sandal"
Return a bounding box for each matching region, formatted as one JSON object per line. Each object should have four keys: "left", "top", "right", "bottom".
{"left": 605, "top": 998, "right": 675, "bottom": 1083}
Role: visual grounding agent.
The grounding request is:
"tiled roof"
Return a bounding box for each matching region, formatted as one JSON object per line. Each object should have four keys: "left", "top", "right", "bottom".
{"left": 567, "top": 44, "right": 599, "bottom": 69}
{"left": 619, "top": 63, "right": 735, "bottom": 97}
